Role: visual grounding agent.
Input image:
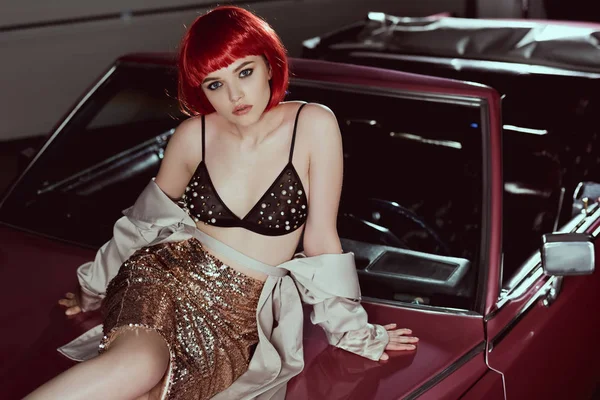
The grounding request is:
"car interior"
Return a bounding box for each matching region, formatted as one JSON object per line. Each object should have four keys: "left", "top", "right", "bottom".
{"left": 304, "top": 12, "right": 600, "bottom": 288}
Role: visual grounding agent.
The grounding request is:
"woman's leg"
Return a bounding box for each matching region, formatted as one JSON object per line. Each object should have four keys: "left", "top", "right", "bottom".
{"left": 24, "top": 328, "right": 170, "bottom": 400}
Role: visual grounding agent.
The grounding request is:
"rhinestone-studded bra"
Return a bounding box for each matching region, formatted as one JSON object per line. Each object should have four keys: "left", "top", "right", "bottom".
{"left": 181, "top": 103, "right": 309, "bottom": 236}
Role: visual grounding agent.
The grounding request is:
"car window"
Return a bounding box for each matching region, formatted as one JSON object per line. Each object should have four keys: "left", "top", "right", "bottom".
{"left": 0, "top": 64, "right": 184, "bottom": 245}
{"left": 287, "top": 84, "right": 484, "bottom": 311}
{"left": 0, "top": 63, "right": 486, "bottom": 312}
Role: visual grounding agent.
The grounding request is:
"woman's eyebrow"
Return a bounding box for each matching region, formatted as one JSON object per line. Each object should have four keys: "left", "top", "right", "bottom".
{"left": 233, "top": 60, "right": 254, "bottom": 72}
{"left": 202, "top": 61, "right": 255, "bottom": 84}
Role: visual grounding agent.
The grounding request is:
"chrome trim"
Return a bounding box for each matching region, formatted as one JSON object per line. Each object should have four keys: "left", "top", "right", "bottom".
{"left": 503, "top": 183, "right": 550, "bottom": 197}
{"left": 498, "top": 205, "right": 594, "bottom": 296}
{"left": 593, "top": 223, "right": 600, "bottom": 237}
{"left": 541, "top": 276, "right": 563, "bottom": 308}
{"left": 500, "top": 253, "right": 542, "bottom": 300}
{"left": 389, "top": 132, "right": 462, "bottom": 150}
{"left": 474, "top": 100, "right": 493, "bottom": 315}
{"left": 487, "top": 204, "right": 600, "bottom": 322}
{"left": 0, "top": 65, "right": 118, "bottom": 209}
{"left": 488, "top": 276, "right": 558, "bottom": 351}
{"left": 503, "top": 124, "right": 548, "bottom": 136}
{"left": 362, "top": 296, "right": 482, "bottom": 317}
{"left": 404, "top": 341, "right": 486, "bottom": 400}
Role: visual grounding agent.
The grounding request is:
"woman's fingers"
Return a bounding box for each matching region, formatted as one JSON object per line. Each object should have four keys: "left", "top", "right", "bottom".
{"left": 383, "top": 324, "right": 413, "bottom": 336}
{"left": 386, "top": 342, "right": 417, "bottom": 351}
{"left": 388, "top": 335, "right": 419, "bottom": 344}
{"left": 58, "top": 298, "right": 76, "bottom": 307}
{"left": 65, "top": 305, "right": 81, "bottom": 316}
{"left": 381, "top": 323, "right": 419, "bottom": 353}
{"left": 383, "top": 324, "right": 411, "bottom": 334}
{"left": 379, "top": 352, "right": 389, "bottom": 361}
{"left": 58, "top": 292, "right": 81, "bottom": 315}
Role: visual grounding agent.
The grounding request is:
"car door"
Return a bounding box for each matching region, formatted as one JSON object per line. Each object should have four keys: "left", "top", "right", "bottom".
{"left": 282, "top": 59, "right": 504, "bottom": 399}
{"left": 483, "top": 187, "right": 600, "bottom": 398}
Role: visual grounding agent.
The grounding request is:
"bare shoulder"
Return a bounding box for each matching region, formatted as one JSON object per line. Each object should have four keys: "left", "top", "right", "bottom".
{"left": 300, "top": 102, "right": 336, "bottom": 120}
{"left": 170, "top": 116, "right": 202, "bottom": 148}
{"left": 296, "top": 102, "right": 341, "bottom": 150}
{"left": 170, "top": 116, "right": 207, "bottom": 162}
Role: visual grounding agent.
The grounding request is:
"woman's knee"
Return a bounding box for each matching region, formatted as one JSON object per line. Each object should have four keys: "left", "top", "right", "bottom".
{"left": 103, "top": 328, "right": 170, "bottom": 389}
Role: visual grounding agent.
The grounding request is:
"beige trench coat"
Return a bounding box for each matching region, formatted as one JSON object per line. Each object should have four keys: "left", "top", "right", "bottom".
{"left": 58, "top": 180, "right": 389, "bottom": 400}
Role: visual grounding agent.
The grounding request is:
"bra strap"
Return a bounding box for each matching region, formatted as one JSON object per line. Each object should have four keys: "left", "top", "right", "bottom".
{"left": 289, "top": 103, "right": 308, "bottom": 163}
{"left": 201, "top": 114, "right": 206, "bottom": 161}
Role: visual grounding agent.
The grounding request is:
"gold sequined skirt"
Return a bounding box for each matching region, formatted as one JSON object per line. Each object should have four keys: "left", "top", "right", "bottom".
{"left": 99, "top": 238, "right": 264, "bottom": 400}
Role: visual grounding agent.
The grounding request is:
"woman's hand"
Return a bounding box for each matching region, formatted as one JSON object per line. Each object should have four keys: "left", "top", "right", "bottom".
{"left": 379, "top": 323, "right": 419, "bottom": 361}
{"left": 58, "top": 292, "right": 82, "bottom": 316}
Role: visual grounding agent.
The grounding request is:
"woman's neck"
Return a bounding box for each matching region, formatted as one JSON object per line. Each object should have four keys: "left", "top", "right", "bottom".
{"left": 227, "top": 106, "right": 284, "bottom": 146}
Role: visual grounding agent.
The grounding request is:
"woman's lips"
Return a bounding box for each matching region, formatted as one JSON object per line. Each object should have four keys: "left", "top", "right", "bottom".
{"left": 233, "top": 105, "right": 252, "bottom": 116}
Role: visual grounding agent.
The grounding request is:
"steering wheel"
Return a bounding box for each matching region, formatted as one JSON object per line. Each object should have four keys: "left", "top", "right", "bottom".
{"left": 342, "top": 198, "right": 452, "bottom": 256}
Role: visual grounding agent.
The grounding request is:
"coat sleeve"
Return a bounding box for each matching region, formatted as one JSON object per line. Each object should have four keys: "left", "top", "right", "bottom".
{"left": 287, "top": 253, "right": 389, "bottom": 361}
{"left": 75, "top": 179, "right": 195, "bottom": 312}
{"left": 76, "top": 209, "right": 153, "bottom": 312}
{"left": 310, "top": 296, "right": 389, "bottom": 362}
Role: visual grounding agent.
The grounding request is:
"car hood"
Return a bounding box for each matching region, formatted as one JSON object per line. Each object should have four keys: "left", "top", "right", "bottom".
{"left": 1, "top": 224, "right": 484, "bottom": 399}
{"left": 0, "top": 224, "right": 101, "bottom": 397}
{"left": 287, "top": 303, "right": 484, "bottom": 399}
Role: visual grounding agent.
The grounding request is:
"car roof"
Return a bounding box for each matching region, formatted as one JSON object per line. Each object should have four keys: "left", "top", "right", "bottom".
{"left": 302, "top": 12, "right": 600, "bottom": 76}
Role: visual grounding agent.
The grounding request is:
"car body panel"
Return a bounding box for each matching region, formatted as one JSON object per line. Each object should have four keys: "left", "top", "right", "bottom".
{"left": 484, "top": 212, "right": 600, "bottom": 399}
{"left": 0, "top": 222, "right": 488, "bottom": 400}
{"left": 415, "top": 353, "right": 490, "bottom": 400}
{"left": 0, "top": 225, "right": 98, "bottom": 397}
{"left": 286, "top": 305, "right": 484, "bottom": 400}
{"left": 459, "top": 369, "right": 505, "bottom": 400}
{"left": 485, "top": 270, "right": 600, "bottom": 399}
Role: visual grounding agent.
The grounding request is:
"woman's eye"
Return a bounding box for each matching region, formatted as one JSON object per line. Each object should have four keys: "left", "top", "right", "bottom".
{"left": 240, "top": 68, "right": 253, "bottom": 78}
{"left": 207, "top": 82, "right": 222, "bottom": 91}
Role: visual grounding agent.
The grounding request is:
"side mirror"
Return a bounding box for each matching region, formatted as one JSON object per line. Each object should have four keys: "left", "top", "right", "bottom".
{"left": 541, "top": 233, "right": 595, "bottom": 276}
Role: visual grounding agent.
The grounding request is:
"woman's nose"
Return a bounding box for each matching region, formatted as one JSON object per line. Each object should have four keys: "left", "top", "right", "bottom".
{"left": 228, "top": 84, "right": 244, "bottom": 103}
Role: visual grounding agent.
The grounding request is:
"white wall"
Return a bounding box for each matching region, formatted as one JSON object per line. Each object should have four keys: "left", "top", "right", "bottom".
{"left": 0, "top": 0, "right": 466, "bottom": 141}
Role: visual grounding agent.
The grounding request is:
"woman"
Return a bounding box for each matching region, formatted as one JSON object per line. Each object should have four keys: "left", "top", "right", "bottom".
{"left": 26, "top": 6, "right": 418, "bottom": 400}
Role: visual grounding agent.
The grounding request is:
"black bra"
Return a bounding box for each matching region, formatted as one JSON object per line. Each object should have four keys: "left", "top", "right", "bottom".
{"left": 181, "top": 103, "right": 309, "bottom": 236}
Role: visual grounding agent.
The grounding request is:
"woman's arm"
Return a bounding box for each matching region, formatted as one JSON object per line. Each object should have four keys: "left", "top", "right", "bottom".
{"left": 300, "top": 104, "right": 419, "bottom": 360}
{"left": 301, "top": 104, "right": 344, "bottom": 256}
{"left": 155, "top": 116, "right": 203, "bottom": 199}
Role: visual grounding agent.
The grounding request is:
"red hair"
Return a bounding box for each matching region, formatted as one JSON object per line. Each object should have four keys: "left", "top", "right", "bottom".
{"left": 177, "top": 6, "right": 289, "bottom": 116}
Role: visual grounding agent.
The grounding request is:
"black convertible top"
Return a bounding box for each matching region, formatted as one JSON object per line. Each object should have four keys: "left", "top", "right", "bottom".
{"left": 303, "top": 12, "right": 600, "bottom": 75}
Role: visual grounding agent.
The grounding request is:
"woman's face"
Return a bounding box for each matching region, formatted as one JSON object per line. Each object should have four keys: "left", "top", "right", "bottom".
{"left": 201, "top": 55, "right": 273, "bottom": 126}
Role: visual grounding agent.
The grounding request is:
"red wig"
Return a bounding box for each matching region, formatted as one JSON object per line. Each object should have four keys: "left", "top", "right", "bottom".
{"left": 177, "top": 6, "right": 289, "bottom": 116}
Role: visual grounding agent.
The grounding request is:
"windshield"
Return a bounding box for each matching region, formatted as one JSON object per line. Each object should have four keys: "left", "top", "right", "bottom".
{"left": 0, "top": 64, "right": 184, "bottom": 245}
{"left": 0, "top": 62, "right": 486, "bottom": 311}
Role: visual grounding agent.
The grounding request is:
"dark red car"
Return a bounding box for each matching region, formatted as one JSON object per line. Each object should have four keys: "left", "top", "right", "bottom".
{"left": 1, "top": 53, "right": 598, "bottom": 399}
